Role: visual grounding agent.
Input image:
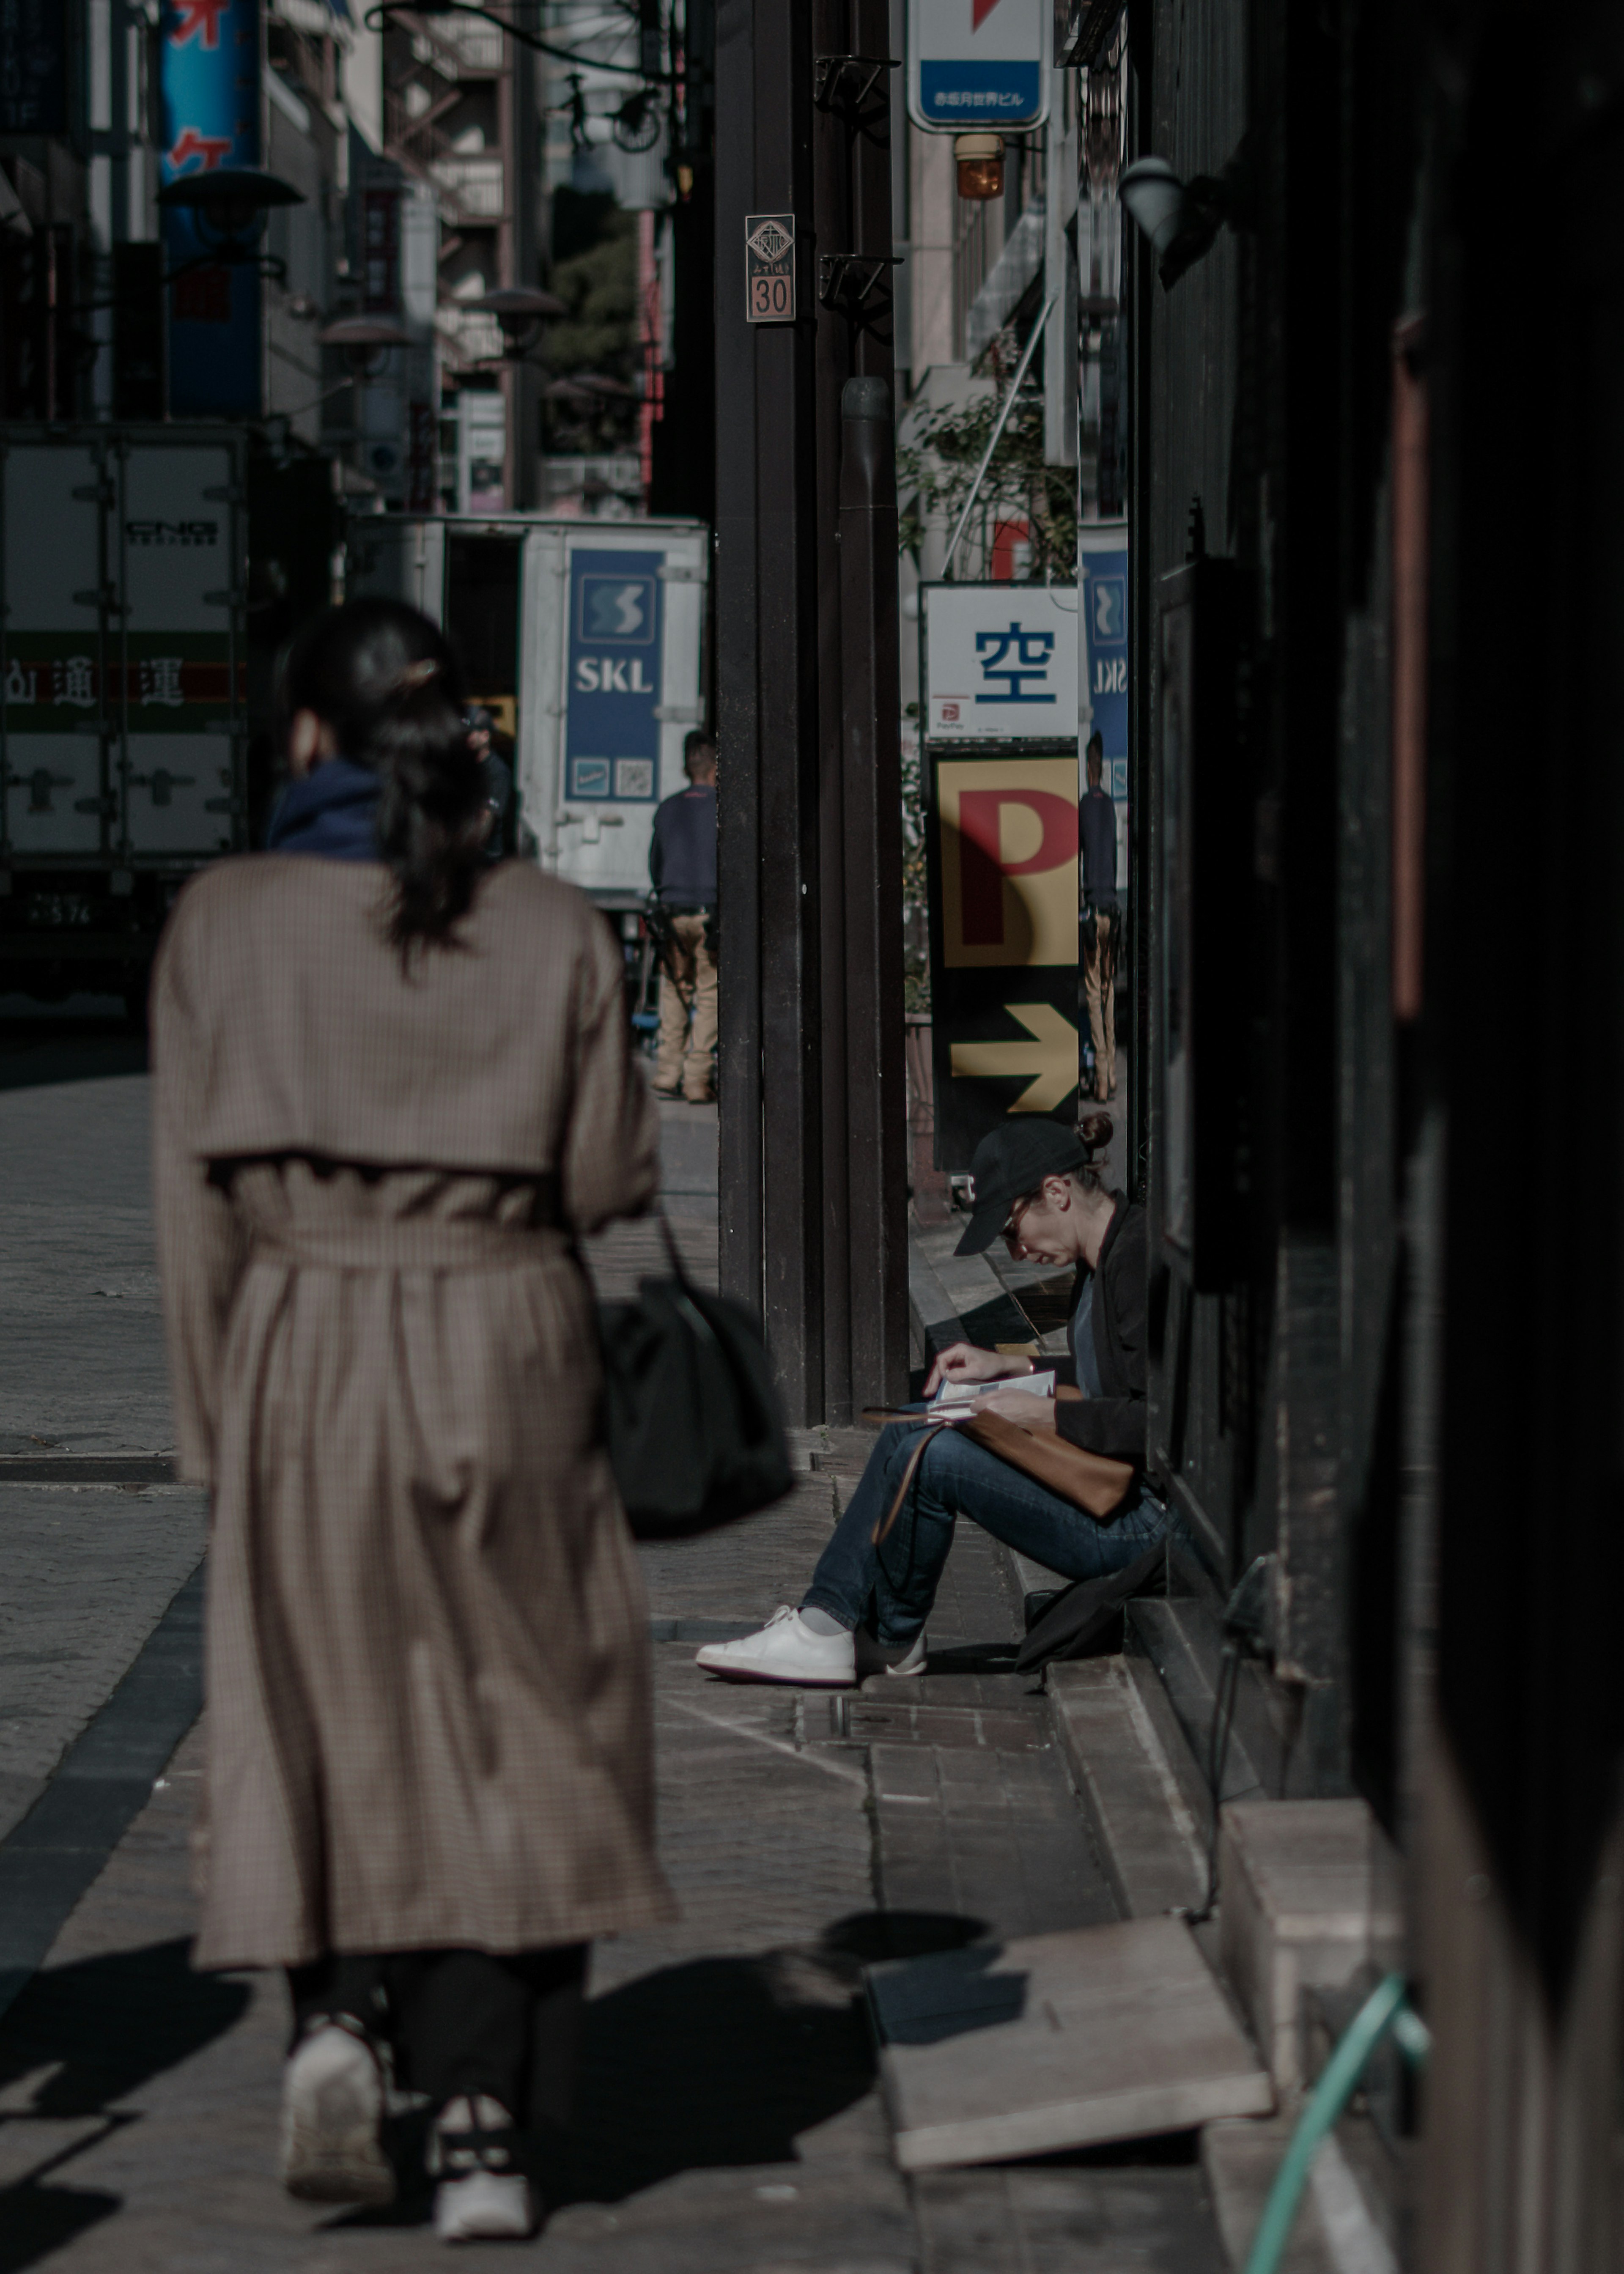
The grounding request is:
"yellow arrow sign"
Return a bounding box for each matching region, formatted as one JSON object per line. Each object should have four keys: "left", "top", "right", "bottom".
{"left": 949, "top": 1002, "right": 1080, "bottom": 1113}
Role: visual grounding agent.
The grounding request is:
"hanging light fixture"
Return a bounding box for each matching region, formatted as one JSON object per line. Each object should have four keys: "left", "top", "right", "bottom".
{"left": 953, "top": 133, "right": 1004, "bottom": 200}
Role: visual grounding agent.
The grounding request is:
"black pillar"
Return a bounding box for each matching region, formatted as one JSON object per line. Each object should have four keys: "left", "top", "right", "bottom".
{"left": 714, "top": 0, "right": 908, "bottom": 1422}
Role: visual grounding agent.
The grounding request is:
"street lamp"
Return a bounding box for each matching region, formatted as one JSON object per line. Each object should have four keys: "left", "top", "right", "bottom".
{"left": 466, "top": 286, "right": 566, "bottom": 362}
{"left": 318, "top": 314, "right": 414, "bottom": 380}
{"left": 156, "top": 167, "right": 305, "bottom": 287}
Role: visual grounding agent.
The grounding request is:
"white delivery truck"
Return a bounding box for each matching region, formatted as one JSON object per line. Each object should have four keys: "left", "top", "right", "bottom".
{"left": 0, "top": 424, "right": 249, "bottom": 1011}
{"left": 343, "top": 513, "right": 710, "bottom": 911}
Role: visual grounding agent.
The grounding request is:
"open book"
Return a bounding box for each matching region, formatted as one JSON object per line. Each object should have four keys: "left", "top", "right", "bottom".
{"left": 930, "top": 1370, "right": 1055, "bottom": 1413}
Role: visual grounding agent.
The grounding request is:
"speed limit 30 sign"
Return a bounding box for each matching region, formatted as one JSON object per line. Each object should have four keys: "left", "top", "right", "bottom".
{"left": 745, "top": 212, "right": 796, "bottom": 324}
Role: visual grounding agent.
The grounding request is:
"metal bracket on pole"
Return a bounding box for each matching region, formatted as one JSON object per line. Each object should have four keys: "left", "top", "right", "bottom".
{"left": 817, "top": 252, "right": 903, "bottom": 315}
{"left": 941, "top": 294, "right": 1058, "bottom": 579}
{"left": 813, "top": 54, "right": 900, "bottom": 111}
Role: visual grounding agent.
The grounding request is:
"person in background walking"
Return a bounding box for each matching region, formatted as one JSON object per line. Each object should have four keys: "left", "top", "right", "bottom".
{"left": 1080, "top": 730, "right": 1119, "bottom": 1103}
{"left": 152, "top": 599, "right": 672, "bottom": 2243}
{"left": 649, "top": 730, "right": 717, "bottom": 1104}
{"left": 465, "top": 704, "right": 513, "bottom": 863}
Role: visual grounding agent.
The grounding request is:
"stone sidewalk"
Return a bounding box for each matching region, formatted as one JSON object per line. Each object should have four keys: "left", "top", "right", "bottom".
{"left": 0, "top": 1032, "right": 1227, "bottom": 2272}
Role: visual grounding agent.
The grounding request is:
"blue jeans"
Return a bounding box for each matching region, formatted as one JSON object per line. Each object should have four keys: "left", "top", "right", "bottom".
{"left": 803, "top": 1421, "right": 1174, "bottom": 1647}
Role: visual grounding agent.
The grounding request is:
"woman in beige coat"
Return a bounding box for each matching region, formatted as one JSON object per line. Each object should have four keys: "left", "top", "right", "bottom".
{"left": 152, "top": 598, "right": 671, "bottom": 2241}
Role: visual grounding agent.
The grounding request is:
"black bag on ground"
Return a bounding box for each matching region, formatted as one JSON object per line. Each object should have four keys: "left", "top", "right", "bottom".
{"left": 1014, "top": 1539, "right": 1169, "bottom": 1672}
{"left": 597, "top": 1218, "right": 793, "bottom": 1540}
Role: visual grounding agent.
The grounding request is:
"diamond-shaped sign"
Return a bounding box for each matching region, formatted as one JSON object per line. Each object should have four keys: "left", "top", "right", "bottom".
{"left": 747, "top": 218, "right": 792, "bottom": 263}
{"left": 745, "top": 211, "right": 796, "bottom": 325}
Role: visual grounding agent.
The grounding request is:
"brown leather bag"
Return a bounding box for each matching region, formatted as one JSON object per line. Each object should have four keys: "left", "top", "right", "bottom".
{"left": 861, "top": 1397, "right": 1136, "bottom": 1546}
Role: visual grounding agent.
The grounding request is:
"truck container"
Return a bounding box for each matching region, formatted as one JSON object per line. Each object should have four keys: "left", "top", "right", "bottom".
{"left": 0, "top": 424, "right": 250, "bottom": 1011}
{"left": 343, "top": 512, "right": 710, "bottom": 911}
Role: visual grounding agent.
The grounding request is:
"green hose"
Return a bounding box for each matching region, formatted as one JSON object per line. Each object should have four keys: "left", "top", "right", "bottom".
{"left": 1240, "top": 1971, "right": 1429, "bottom": 2274}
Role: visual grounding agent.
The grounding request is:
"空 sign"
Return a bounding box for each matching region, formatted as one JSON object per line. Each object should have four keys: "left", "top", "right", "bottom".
{"left": 907, "top": 0, "right": 1051, "bottom": 133}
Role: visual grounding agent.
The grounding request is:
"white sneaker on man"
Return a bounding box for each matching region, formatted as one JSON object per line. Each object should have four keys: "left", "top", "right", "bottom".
{"left": 278, "top": 2019, "right": 395, "bottom": 2205}
{"left": 696, "top": 1607, "right": 928, "bottom": 1686}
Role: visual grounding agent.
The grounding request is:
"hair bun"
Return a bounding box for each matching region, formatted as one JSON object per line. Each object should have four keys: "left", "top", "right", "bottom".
{"left": 1078, "top": 1110, "right": 1113, "bottom": 1154}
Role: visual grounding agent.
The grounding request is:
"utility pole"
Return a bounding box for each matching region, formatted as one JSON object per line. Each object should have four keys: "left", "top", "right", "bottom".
{"left": 714, "top": 0, "right": 908, "bottom": 1424}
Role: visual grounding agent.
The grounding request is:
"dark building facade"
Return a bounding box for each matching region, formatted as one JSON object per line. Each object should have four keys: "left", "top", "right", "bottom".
{"left": 1125, "top": 0, "right": 1624, "bottom": 2257}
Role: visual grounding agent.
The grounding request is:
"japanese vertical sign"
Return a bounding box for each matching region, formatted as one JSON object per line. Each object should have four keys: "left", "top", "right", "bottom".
{"left": 1080, "top": 521, "right": 1129, "bottom": 891}
{"left": 160, "top": 0, "right": 261, "bottom": 417}
{"left": 921, "top": 583, "right": 1083, "bottom": 1168}
{"left": 564, "top": 551, "right": 665, "bottom": 804}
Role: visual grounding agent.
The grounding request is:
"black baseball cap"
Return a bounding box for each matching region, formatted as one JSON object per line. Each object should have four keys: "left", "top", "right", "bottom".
{"left": 954, "top": 1120, "right": 1093, "bottom": 1255}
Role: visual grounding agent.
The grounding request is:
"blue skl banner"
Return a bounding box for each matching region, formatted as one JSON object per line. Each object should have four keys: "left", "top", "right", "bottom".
{"left": 1080, "top": 528, "right": 1129, "bottom": 801}
{"left": 565, "top": 552, "right": 664, "bottom": 804}
{"left": 160, "top": 0, "right": 261, "bottom": 417}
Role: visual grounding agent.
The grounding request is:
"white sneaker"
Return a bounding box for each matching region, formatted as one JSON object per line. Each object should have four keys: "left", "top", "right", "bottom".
{"left": 857, "top": 1627, "right": 929, "bottom": 1679}
{"left": 430, "top": 2095, "right": 536, "bottom": 2241}
{"left": 695, "top": 1605, "right": 857, "bottom": 1687}
{"left": 279, "top": 2019, "right": 395, "bottom": 2205}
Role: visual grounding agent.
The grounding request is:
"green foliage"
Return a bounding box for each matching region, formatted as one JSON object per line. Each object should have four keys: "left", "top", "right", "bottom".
{"left": 897, "top": 385, "right": 1076, "bottom": 582}
{"left": 900, "top": 727, "right": 931, "bottom": 1014}
{"left": 543, "top": 205, "right": 639, "bottom": 451}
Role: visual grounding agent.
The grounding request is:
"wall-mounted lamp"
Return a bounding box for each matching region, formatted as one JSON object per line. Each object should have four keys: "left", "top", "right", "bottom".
{"left": 1120, "top": 149, "right": 1249, "bottom": 288}
{"left": 318, "top": 314, "right": 413, "bottom": 380}
{"left": 954, "top": 132, "right": 1004, "bottom": 200}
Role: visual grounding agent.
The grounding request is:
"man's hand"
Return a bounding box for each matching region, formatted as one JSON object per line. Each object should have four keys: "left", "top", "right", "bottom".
{"left": 923, "top": 1342, "right": 1031, "bottom": 1398}
{"left": 967, "top": 1387, "right": 1059, "bottom": 1431}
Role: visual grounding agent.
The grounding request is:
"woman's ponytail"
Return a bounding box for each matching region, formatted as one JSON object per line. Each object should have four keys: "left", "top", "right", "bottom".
{"left": 279, "top": 598, "right": 489, "bottom": 960}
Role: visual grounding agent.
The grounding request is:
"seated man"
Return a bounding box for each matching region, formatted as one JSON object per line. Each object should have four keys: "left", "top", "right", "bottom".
{"left": 697, "top": 1116, "right": 1174, "bottom": 1687}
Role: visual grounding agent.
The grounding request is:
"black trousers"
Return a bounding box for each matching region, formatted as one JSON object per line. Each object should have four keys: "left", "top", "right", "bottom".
{"left": 287, "top": 1945, "right": 589, "bottom": 2130}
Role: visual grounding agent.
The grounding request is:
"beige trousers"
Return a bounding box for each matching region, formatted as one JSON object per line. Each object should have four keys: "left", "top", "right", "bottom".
{"left": 655, "top": 911, "right": 718, "bottom": 1100}
{"left": 1083, "top": 907, "right": 1116, "bottom": 1101}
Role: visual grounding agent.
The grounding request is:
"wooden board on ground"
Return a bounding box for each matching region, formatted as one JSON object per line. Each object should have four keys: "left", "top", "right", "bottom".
{"left": 865, "top": 1914, "right": 1273, "bottom": 2171}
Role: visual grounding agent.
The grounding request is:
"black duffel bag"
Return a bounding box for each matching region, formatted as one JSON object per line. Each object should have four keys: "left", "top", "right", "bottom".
{"left": 597, "top": 1217, "right": 793, "bottom": 1540}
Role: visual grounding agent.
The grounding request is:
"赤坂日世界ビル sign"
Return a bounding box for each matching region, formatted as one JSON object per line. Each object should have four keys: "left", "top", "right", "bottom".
{"left": 907, "top": 0, "right": 1051, "bottom": 132}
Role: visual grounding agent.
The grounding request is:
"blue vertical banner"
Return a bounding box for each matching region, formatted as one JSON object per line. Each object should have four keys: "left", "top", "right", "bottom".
{"left": 564, "top": 551, "right": 665, "bottom": 803}
{"left": 160, "top": 0, "right": 261, "bottom": 416}
{"left": 1080, "top": 524, "right": 1129, "bottom": 801}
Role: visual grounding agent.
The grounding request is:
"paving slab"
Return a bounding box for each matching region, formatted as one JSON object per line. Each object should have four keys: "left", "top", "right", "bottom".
{"left": 0, "top": 1484, "right": 206, "bottom": 1843}
{"left": 866, "top": 1917, "right": 1274, "bottom": 2171}
{"left": 1202, "top": 2113, "right": 1402, "bottom": 2274}
{"left": 914, "top": 2152, "right": 1228, "bottom": 2274}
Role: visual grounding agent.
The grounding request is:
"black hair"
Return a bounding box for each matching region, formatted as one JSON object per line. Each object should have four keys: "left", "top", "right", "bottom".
{"left": 1011, "top": 1113, "right": 1114, "bottom": 1216}
{"left": 279, "top": 598, "right": 486, "bottom": 959}
{"left": 683, "top": 727, "right": 716, "bottom": 776}
{"left": 1086, "top": 730, "right": 1104, "bottom": 771}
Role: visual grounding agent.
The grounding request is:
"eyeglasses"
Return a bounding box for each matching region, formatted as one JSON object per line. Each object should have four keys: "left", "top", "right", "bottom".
{"left": 1001, "top": 1192, "right": 1037, "bottom": 1246}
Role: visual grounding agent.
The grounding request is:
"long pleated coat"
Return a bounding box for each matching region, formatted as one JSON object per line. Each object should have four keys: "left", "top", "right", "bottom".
{"left": 151, "top": 854, "right": 674, "bottom": 1970}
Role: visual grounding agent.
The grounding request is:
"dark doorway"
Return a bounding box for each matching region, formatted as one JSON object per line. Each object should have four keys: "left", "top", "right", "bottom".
{"left": 445, "top": 534, "right": 523, "bottom": 727}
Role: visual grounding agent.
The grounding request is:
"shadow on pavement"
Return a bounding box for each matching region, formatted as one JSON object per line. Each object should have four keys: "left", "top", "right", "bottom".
{"left": 555, "top": 1912, "right": 987, "bottom": 2207}
{"left": 0, "top": 1006, "right": 147, "bottom": 1096}
{"left": 0, "top": 1939, "right": 250, "bottom": 2273}
{"left": 343, "top": 1914, "right": 989, "bottom": 2228}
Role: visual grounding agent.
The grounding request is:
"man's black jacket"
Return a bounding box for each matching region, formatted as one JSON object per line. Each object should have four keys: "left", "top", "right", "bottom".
{"left": 1051, "top": 1196, "right": 1146, "bottom": 1465}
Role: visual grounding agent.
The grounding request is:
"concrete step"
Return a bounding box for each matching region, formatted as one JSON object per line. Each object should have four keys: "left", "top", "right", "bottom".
{"left": 1046, "top": 1656, "right": 1207, "bottom": 1918}
{"left": 866, "top": 1915, "right": 1274, "bottom": 2171}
